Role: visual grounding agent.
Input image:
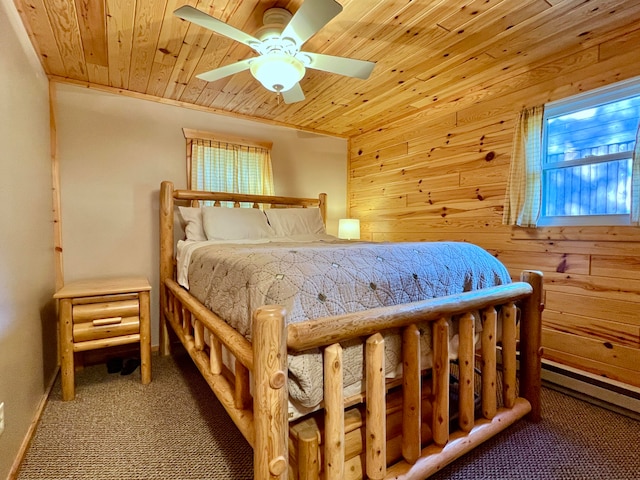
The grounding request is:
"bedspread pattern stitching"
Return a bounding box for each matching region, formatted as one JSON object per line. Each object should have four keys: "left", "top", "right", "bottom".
{"left": 187, "top": 241, "right": 511, "bottom": 408}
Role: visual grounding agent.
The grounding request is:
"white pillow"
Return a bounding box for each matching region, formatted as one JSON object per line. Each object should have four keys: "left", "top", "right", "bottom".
{"left": 265, "top": 208, "right": 326, "bottom": 236}
{"left": 178, "top": 206, "right": 207, "bottom": 241}
{"left": 202, "top": 206, "right": 275, "bottom": 241}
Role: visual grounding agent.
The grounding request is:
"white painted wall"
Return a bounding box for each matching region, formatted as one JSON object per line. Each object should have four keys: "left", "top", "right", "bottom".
{"left": 55, "top": 83, "right": 347, "bottom": 346}
{"left": 0, "top": 1, "right": 346, "bottom": 470}
{"left": 0, "top": 0, "right": 56, "bottom": 476}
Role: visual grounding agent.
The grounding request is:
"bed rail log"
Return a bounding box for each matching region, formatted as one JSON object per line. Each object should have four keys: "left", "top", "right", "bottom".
{"left": 286, "top": 281, "right": 534, "bottom": 350}
{"left": 173, "top": 189, "right": 327, "bottom": 213}
{"left": 162, "top": 277, "right": 256, "bottom": 446}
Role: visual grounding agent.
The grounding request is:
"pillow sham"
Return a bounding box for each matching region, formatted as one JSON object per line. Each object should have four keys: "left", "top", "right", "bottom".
{"left": 265, "top": 208, "right": 326, "bottom": 237}
{"left": 177, "top": 206, "right": 207, "bottom": 242}
{"left": 202, "top": 206, "right": 275, "bottom": 241}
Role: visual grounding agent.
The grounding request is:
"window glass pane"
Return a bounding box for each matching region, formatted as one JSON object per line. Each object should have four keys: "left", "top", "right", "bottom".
{"left": 544, "top": 159, "right": 631, "bottom": 216}
{"left": 545, "top": 96, "right": 640, "bottom": 163}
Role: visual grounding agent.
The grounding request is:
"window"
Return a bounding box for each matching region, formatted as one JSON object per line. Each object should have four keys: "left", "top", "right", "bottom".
{"left": 538, "top": 78, "right": 640, "bottom": 226}
{"left": 183, "top": 129, "right": 274, "bottom": 206}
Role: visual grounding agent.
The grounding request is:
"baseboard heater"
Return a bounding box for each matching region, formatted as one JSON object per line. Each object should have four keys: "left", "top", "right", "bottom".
{"left": 541, "top": 359, "right": 640, "bottom": 420}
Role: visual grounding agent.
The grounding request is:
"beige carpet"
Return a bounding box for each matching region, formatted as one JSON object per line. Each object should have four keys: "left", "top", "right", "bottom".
{"left": 17, "top": 352, "right": 253, "bottom": 479}
{"left": 17, "top": 351, "right": 640, "bottom": 479}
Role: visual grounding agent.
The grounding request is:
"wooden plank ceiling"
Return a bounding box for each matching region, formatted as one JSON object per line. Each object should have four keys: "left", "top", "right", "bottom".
{"left": 13, "top": 0, "right": 640, "bottom": 137}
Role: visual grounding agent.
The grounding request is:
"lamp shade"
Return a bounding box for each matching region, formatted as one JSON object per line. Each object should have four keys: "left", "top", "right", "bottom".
{"left": 250, "top": 53, "right": 305, "bottom": 93}
{"left": 338, "top": 218, "right": 360, "bottom": 240}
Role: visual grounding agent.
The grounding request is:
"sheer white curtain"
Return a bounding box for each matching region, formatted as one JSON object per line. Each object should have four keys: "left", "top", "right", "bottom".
{"left": 632, "top": 124, "right": 640, "bottom": 225}
{"left": 503, "top": 105, "right": 544, "bottom": 227}
{"left": 189, "top": 139, "right": 274, "bottom": 198}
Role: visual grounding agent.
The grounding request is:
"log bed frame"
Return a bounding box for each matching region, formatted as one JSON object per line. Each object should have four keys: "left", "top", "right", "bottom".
{"left": 159, "top": 180, "right": 543, "bottom": 480}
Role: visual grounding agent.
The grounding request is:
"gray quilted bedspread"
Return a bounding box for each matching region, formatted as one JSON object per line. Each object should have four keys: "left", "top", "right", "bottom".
{"left": 187, "top": 240, "right": 511, "bottom": 408}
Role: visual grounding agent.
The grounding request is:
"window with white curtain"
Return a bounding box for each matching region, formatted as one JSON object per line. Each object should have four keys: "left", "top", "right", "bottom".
{"left": 539, "top": 78, "right": 640, "bottom": 226}
{"left": 183, "top": 129, "right": 274, "bottom": 206}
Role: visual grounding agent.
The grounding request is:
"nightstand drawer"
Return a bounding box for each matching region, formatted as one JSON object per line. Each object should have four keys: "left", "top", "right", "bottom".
{"left": 73, "top": 315, "right": 140, "bottom": 342}
{"left": 72, "top": 297, "right": 139, "bottom": 324}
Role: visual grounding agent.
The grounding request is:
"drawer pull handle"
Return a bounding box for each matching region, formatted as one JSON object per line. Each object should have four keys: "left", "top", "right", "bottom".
{"left": 92, "top": 317, "right": 123, "bottom": 327}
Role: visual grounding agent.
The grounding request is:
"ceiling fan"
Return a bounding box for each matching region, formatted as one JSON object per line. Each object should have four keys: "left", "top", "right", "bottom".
{"left": 174, "top": 0, "right": 375, "bottom": 104}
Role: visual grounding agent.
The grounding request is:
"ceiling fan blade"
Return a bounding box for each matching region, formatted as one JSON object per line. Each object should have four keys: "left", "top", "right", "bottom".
{"left": 196, "top": 58, "right": 253, "bottom": 83}
{"left": 304, "top": 52, "right": 375, "bottom": 80}
{"left": 282, "top": 83, "right": 306, "bottom": 104}
{"left": 281, "top": 0, "right": 342, "bottom": 46}
{"left": 174, "top": 6, "right": 261, "bottom": 50}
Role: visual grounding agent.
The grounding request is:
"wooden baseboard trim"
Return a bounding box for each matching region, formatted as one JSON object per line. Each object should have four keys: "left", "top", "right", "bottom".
{"left": 7, "top": 366, "right": 60, "bottom": 479}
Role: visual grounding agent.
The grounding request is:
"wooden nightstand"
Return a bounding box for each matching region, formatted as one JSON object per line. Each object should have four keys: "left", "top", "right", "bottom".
{"left": 54, "top": 276, "right": 152, "bottom": 400}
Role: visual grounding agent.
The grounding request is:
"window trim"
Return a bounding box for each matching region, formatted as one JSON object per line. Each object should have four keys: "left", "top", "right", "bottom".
{"left": 182, "top": 128, "right": 272, "bottom": 149}
{"left": 539, "top": 76, "right": 640, "bottom": 227}
{"left": 544, "top": 76, "right": 640, "bottom": 118}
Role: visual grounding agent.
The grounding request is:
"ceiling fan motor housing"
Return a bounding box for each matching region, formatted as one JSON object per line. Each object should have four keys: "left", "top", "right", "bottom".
{"left": 255, "top": 8, "right": 295, "bottom": 45}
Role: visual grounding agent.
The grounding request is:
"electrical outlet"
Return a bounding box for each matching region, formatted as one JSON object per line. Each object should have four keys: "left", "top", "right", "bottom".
{"left": 0, "top": 402, "right": 4, "bottom": 437}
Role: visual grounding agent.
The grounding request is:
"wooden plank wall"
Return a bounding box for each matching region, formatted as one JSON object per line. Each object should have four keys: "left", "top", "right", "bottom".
{"left": 348, "top": 27, "right": 640, "bottom": 388}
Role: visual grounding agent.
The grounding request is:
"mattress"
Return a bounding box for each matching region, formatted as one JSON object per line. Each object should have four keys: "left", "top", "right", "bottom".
{"left": 179, "top": 238, "right": 511, "bottom": 415}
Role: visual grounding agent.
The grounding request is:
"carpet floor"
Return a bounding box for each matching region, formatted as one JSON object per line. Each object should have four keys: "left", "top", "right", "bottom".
{"left": 16, "top": 351, "right": 640, "bottom": 479}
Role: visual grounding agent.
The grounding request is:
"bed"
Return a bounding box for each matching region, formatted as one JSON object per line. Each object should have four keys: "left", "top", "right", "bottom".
{"left": 159, "top": 180, "right": 543, "bottom": 480}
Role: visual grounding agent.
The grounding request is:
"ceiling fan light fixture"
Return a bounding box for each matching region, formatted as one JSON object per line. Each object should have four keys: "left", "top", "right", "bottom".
{"left": 175, "top": 2, "right": 375, "bottom": 104}
{"left": 250, "top": 53, "right": 305, "bottom": 93}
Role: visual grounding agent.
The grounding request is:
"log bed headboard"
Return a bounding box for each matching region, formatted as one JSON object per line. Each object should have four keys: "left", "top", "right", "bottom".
{"left": 158, "top": 180, "right": 327, "bottom": 349}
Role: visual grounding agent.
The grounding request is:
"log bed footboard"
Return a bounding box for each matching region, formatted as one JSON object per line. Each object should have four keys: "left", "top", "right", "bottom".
{"left": 159, "top": 181, "right": 543, "bottom": 480}
{"left": 286, "top": 271, "right": 542, "bottom": 480}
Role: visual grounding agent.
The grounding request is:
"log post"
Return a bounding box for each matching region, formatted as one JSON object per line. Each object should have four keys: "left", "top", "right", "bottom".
{"left": 366, "top": 333, "right": 386, "bottom": 480}
{"left": 175, "top": 301, "right": 184, "bottom": 336}
{"left": 501, "top": 303, "right": 518, "bottom": 409}
{"left": 458, "top": 312, "right": 475, "bottom": 432}
{"left": 159, "top": 181, "right": 174, "bottom": 356}
{"left": 297, "top": 425, "right": 320, "bottom": 480}
{"left": 520, "top": 270, "right": 544, "bottom": 421}
{"left": 209, "top": 332, "right": 223, "bottom": 375}
{"left": 318, "top": 193, "right": 327, "bottom": 225}
{"left": 402, "top": 324, "right": 421, "bottom": 464}
{"left": 235, "top": 362, "right": 252, "bottom": 410}
{"left": 432, "top": 317, "right": 449, "bottom": 446}
{"left": 194, "top": 320, "right": 204, "bottom": 350}
{"left": 324, "top": 343, "right": 344, "bottom": 479}
{"left": 253, "top": 305, "right": 288, "bottom": 480}
{"left": 481, "top": 307, "right": 497, "bottom": 420}
{"left": 182, "top": 306, "right": 191, "bottom": 337}
{"left": 59, "top": 298, "right": 74, "bottom": 401}
{"left": 168, "top": 290, "right": 174, "bottom": 316}
{"left": 139, "top": 290, "right": 152, "bottom": 385}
